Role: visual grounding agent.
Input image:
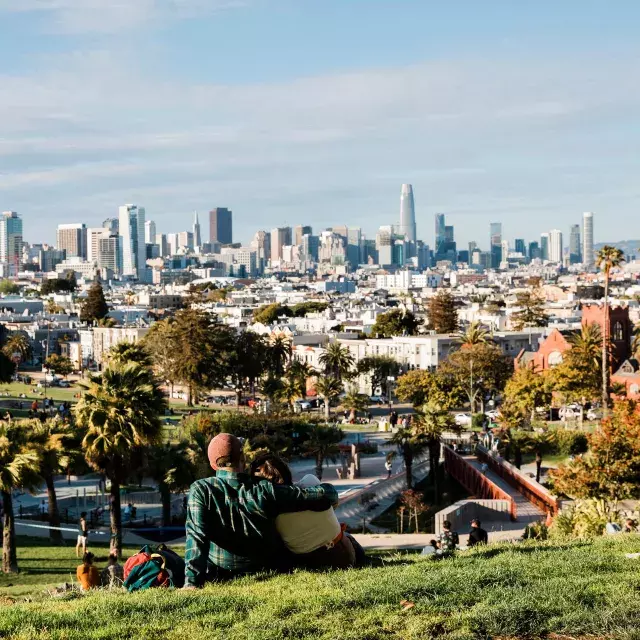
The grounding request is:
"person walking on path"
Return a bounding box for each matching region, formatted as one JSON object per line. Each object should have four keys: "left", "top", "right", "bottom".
{"left": 75, "top": 512, "right": 89, "bottom": 558}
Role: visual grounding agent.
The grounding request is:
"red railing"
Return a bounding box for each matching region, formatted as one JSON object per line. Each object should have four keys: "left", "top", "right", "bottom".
{"left": 476, "top": 446, "right": 559, "bottom": 516}
{"left": 443, "top": 446, "right": 517, "bottom": 521}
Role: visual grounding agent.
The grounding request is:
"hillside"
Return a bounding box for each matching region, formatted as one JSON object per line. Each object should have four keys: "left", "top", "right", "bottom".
{"left": 1, "top": 536, "right": 640, "bottom": 639}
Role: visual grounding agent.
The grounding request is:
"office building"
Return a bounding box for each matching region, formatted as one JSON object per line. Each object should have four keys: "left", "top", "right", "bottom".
{"left": 156, "top": 234, "right": 169, "bottom": 258}
{"left": 251, "top": 230, "right": 271, "bottom": 263}
{"left": 193, "top": 211, "right": 202, "bottom": 248}
{"left": 399, "top": 184, "right": 417, "bottom": 243}
{"left": 376, "top": 225, "right": 394, "bottom": 266}
{"left": 56, "top": 223, "right": 87, "bottom": 259}
{"left": 167, "top": 233, "right": 179, "bottom": 257}
{"left": 583, "top": 212, "right": 594, "bottom": 267}
{"left": 301, "top": 234, "right": 320, "bottom": 262}
{"left": 514, "top": 239, "right": 526, "bottom": 256}
{"left": 118, "top": 204, "right": 146, "bottom": 278}
{"left": 38, "top": 245, "right": 65, "bottom": 272}
{"left": 490, "top": 222, "right": 502, "bottom": 268}
{"left": 434, "top": 214, "right": 456, "bottom": 262}
{"left": 103, "top": 218, "right": 119, "bottom": 235}
{"left": 270, "top": 227, "right": 292, "bottom": 262}
{"left": 294, "top": 225, "right": 313, "bottom": 246}
{"left": 540, "top": 233, "right": 550, "bottom": 261}
{"left": 435, "top": 214, "right": 446, "bottom": 251}
{"left": 528, "top": 241, "right": 540, "bottom": 260}
{"left": 144, "top": 220, "right": 156, "bottom": 245}
{"left": 209, "top": 208, "right": 233, "bottom": 245}
{"left": 319, "top": 231, "right": 346, "bottom": 265}
{"left": 177, "top": 231, "right": 194, "bottom": 251}
{"left": 98, "top": 236, "right": 119, "bottom": 273}
{"left": 0, "top": 212, "right": 23, "bottom": 275}
{"left": 549, "top": 229, "right": 563, "bottom": 263}
{"left": 569, "top": 224, "right": 581, "bottom": 264}
{"left": 468, "top": 241, "right": 478, "bottom": 256}
{"left": 347, "top": 227, "right": 363, "bottom": 267}
{"left": 87, "top": 227, "right": 110, "bottom": 265}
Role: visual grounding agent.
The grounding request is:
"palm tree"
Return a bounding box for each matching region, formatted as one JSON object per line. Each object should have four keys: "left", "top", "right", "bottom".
{"left": 75, "top": 362, "right": 167, "bottom": 557}
{"left": 596, "top": 246, "right": 625, "bottom": 409}
{"left": 2, "top": 332, "right": 32, "bottom": 365}
{"left": 388, "top": 426, "right": 429, "bottom": 490}
{"left": 314, "top": 376, "right": 343, "bottom": 420}
{"left": 319, "top": 341, "right": 355, "bottom": 381}
{"left": 267, "top": 335, "right": 292, "bottom": 378}
{"left": 632, "top": 324, "right": 640, "bottom": 359}
{"left": 0, "top": 422, "right": 40, "bottom": 573}
{"left": 455, "top": 321, "right": 492, "bottom": 348}
{"left": 146, "top": 442, "right": 197, "bottom": 527}
{"left": 30, "top": 418, "right": 78, "bottom": 543}
{"left": 302, "top": 424, "right": 344, "bottom": 480}
{"left": 342, "top": 387, "right": 368, "bottom": 422}
{"left": 568, "top": 322, "right": 602, "bottom": 369}
{"left": 106, "top": 342, "right": 152, "bottom": 367}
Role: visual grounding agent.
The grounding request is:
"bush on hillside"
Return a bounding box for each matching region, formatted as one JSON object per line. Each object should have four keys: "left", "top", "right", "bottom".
{"left": 550, "top": 499, "right": 621, "bottom": 539}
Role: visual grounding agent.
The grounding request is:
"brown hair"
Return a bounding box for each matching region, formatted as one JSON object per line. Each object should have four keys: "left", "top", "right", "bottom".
{"left": 250, "top": 453, "right": 293, "bottom": 485}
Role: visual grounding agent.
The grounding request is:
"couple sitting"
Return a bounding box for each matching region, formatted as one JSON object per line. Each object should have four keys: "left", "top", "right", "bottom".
{"left": 184, "top": 433, "right": 363, "bottom": 588}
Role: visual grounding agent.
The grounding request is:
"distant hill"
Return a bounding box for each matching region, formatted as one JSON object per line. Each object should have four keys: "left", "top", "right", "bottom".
{"left": 595, "top": 240, "right": 640, "bottom": 256}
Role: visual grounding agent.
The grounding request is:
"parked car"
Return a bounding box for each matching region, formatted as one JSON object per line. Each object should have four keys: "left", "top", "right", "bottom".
{"left": 485, "top": 409, "right": 499, "bottom": 420}
{"left": 295, "top": 400, "right": 312, "bottom": 412}
{"left": 369, "top": 395, "right": 387, "bottom": 405}
{"left": 454, "top": 413, "right": 472, "bottom": 426}
{"left": 57, "top": 380, "right": 71, "bottom": 388}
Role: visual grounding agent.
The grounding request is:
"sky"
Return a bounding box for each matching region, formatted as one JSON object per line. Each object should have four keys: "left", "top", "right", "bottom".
{"left": 1, "top": 0, "right": 640, "bottom": 250}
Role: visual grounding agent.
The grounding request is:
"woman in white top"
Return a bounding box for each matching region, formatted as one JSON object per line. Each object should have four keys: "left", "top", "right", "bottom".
{"left": 251, "top": 453, "right": 357, "bottom": 569}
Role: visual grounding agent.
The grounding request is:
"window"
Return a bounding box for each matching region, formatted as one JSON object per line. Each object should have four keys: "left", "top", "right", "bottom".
{"left": 613, "top": 321, "right": 624, "bottom": 342}
{"left": 415, "top": 346, "right": 420, "bottom": 355}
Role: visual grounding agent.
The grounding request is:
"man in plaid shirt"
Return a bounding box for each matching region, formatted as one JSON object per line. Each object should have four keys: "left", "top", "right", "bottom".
{"left": 184, "top": 433, "right": 339, "bottom": 587}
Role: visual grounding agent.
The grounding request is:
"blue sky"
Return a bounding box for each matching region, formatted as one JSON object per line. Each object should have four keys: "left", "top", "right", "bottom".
{"left": 1, "top": 0, "right": 640, "bottom": 249}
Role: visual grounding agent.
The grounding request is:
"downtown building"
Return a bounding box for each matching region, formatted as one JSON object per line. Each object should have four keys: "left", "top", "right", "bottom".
{"left": 210, "top": 208, "right": 233, "bottom": 245}
{"left": 118, "top": 204, "right": 146, "bottom": 279}
{"left": 0, "top": 211, "right": 23, "bottom": 276}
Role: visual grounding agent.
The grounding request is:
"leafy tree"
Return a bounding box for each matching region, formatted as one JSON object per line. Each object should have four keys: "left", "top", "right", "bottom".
{"left": 400, "top": 489, "right": 429, "bottom": 533}
{"left": 290, "top": 302, "right": 328, "bottom": 317}
{"left": 357, "top": 355, "right": 400, "bottom": 396}
{"left": 3, "top": 332, "right": 32, "bottom": 364}
{"left": 319, "top": 341, "right": 354, "bottom": 381}
{"left": 97, "top": 316, "right": 117, "bottom": 328}
{"left": 0, "top": 422, "right": 39, "bottom": 573}
{"left": 260, "top": 376, "right": 285, "bottom": 409}
{"left": 227, "top": 332, "right": 269, "bottom": 405}
{"left": 550, "top": 400, "right": 640, "bottom": 501}
{"left": 146, "top": 443, "right": 197, "bottom": 527}
{"left": 389, "top": 425, "right": 428, "bottom": 490}
{"left": 427, "top": 291, "right": 458, "bottom": 334}
{"left": 75, "top": 362, "right": 167, "bottom": 556}
{"left": 0, "top": 352, "right": 16, "bottom": 384}
{"left": 596, "top": 246, "right": 625, "bottom": 409}
{"left": 30, "top": 418, "right": 78, "bottom": 542}
{"left": 266, "top": 335, "right": 292, "bottom": 379}
{"left": 40, "top": 277, "right": 75, "bottom": 295}
{"left": 106, "top": 342, "right": 153, "bottom": 367}
{"left": 395, "top": 369, "right": 464, "bottom": 410}
{"left": 371, "top": 309, "right": 421, "bottom": 337}
{"left": 80, "top": 281, "right": 109, "bottom": 324}
{"left": 0, "top": 280, "right": 19, "bottom": 295}
{"left": 44, "top": 354, "right": 73, "bottom": 377}
{"left": 314, "top": 376, "right": 343, "bottom": 419}
{"left": 342, "top": 387, "right": 368, "bottom": 422}
{"left": 302, "top": 424, "right": 344, "bottom": 480}
{"left": 455, "top": 321, "right": 492, "bottom": 347}
{"left": 253, "top": 303, "right": 293, "bottom": 325}
{"left": 511, "top": 290, "right": 548, "bottom": 330}
{"left": 501, "top": 366, "right": 552, "bottom": 426}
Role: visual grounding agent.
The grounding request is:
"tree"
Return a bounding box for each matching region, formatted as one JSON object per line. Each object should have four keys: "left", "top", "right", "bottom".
{"left": 357, "top": 355, "right": 400, "bottom": 396}
{"left": 40, "top": 277, "right": 75, "bottom": 295}
{"left": 511, "top": 290, "right": 548, "bottom": 330}
{"left": 44, "top": 354, "right": 74, "bottom": 377}
{"left": 97, "top": 317, "right": 117, "bottom": 328}
{"left": 75, "top": 362, "right": 167, "bottom": 556}
{"left": 319, "top": 341, "right": 354, "bottom": 381}
{"left": 400, "top": 489, "right": 429, "bottom": 533}
{"left": 3, "top": 332, "right": 32, "bottom": 364}
{"left": 106, "top": 341, "right": 153, "bottom": 367}
{"left": 0, "top": 422, "right": 39, "bottom": 573}
{"left": 596, "top": 246, "right": 625, "bottom": 409}
{"left": 266, "top": 335, "right": 292, "bottom": 379}
{"left": 80, "top": 281, "right": 109, "bottom": 324}
{"left": 396, "top": 369, "right": 464, "bottom": 410}
{"left": 314, "top": 376, "right": 343, "bottom": 419}
{"left": 427, "top": 291, "right": 458, "bottom": 334}
{"left": 455, "top": 321, "right": 492, "bottom": 347}
{"left": 550, "top": 400, "right": 640, "bottom": 501}
{"left": 146, "top": 443, "right": 197, "bottom": 527}
{"left": 302, "top": 424, "right": 344, "bottom": 480}
{"left": 0, "top": 352, "right": 16, "bottom": 384}
{"left": 253, "top": 303, "right": 293, "bottom": 325}
{"left": 291, "top": 302, "right": 328, "bottom": 317}
{"left": 501, "top": 366, "right": 552, "bottom": 426}
{"left": 632, "top": 323, "right": 640, "bottom": 359}
{"left": 371, "top": 309, "right": 421, "bottom": 338}
{"left": 227, "top": 332, "right": 269, "bottom": 405}
{"left": 30, "top": 418, "right": 77, "bottom": 543}
{"left": 0, "top": 280, "right": 19, "bottom": 295}
{"left": 342, "top": 387, "right": 368, "bottom": 422}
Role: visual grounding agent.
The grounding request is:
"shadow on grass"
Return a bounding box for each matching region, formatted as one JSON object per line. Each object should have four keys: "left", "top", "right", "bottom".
{"left": 469, "top": 541, "right": 591, "bottom": 560}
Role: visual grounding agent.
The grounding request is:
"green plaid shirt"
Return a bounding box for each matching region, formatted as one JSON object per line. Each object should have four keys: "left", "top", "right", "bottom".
{"left": 184, "top": 471, "right": 339, "bottom": 586}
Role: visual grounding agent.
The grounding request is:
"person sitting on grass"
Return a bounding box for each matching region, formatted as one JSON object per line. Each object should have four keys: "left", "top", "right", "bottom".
{"left": 101, "top": 552, "right": 124, "bottom": 588}
{"left": 251, "top": 453, "right": 363, "bottom": 569}
{"left": 434, "top": 520, "right": 459, "bottom": 558}
{"left": 467, "top": 518, "right": 489, "bottom": 547}
{"left": 183, "top": 433, "right": 340, "bottom": 588}
{"left": 76, "top": 552, "right": 100, "bottom": 591}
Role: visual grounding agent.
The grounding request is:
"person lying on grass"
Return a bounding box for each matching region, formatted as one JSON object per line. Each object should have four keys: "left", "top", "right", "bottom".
{"left": 251, "top": 453, "right": 364, "bottom": 569}
{"left": 183, "top": 433, "right": 339, "bottom": 588}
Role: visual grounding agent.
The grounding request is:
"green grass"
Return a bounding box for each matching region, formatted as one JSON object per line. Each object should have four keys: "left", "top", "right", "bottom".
{"left": 2, "top": 536, "right": 640, "bottom": 639}
{"left": 0, "top": 381, "right": 80, "bottom": 404}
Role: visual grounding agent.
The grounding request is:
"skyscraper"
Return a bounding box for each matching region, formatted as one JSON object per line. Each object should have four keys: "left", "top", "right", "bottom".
{"left": 209, "top": 208, "right": 233, "bottom": 245}
{"left": 0, "top": 212, "right": 23, "bottom": 275}
{"left": 549, "top": 229, "right": 563, "bottom": 263}
{"left": 540, "top": 233, "right": 550, "bottom": 261}
{"left": 193, "top": 212, "right": 202, "bottom": 248}
{"left": 435, "top": 213, "right": 446, "bottom": 252}
{"left": 270, "top": 227, "right": 292, "bottom": 262}
{"left": 569, "top": 224, "right": 581, "bottom": 264}
{"left": 528, "top": 241, "right": 540, "bottom": 260}
{"left": 490, "top": 222, "right": 502, "bottom": 269}
{"left": 376, "top": 225, "right": 394, "bottom": 266}
{"left": 294, "top": 225, "right": 313, "bottom": 246}
{"left": 583, "top": 212, "right": 594, "bottom": 267}
{"left": 103, "top": 218, "right": 119, "bottom": 235}
{"left": 56, "top": 223, "right": 87, "bottom": 259}
{"left": 87, "top": 228, "right": 110, "bottom": 265}
{"left": 515, "top": 239, "right": 526, "bottom": 256}
{"left": 399, "top": 184, "right": 417, "bottom": 243}
{"left": 144, "top": 220, "right": 156, "bottom": 245}
{"left": 118, "top": 204, "right": 146, "bottom": 278}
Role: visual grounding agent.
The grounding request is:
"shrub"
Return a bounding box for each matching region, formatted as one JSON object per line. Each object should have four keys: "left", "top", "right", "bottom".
{"left": 472, "top": 413, "right": 485, "bottom": 429}
{"left": 522, "top": 521, "right": 548, "bottom": 540}
{"left": 550, "top": 499, "right": 621, "bottom": 539}
{"left": 552, "top": 430, "right": 589, "bottom": 456}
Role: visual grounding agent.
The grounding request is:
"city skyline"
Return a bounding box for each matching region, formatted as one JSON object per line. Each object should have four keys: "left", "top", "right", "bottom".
{"left": 2, "top": 2, "right": 640, "bottom": 244}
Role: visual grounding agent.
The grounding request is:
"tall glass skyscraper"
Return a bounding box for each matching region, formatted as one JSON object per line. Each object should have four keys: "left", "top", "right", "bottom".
{"left": 118, "top": 204, "right": 146, "bottom": 278}
{"left": 540, "top": 233, "right": 550, "bottom": 261}
{"left": 399, "top": 184, "right": 417, "bottom": 243}
{"left": 0, "top": 211, "right": 23, "bottom": 276}
{"left": 583, "top": 212, "right": 594, "bottom": 267}
{"left": 549, "top": 229, "right": 563, "bottom": 263}
{"left": 569, "top": 224, "right": 581, "bottom": 264}
{"left": 490, "top": 222, "right": 502, "bottom": 268}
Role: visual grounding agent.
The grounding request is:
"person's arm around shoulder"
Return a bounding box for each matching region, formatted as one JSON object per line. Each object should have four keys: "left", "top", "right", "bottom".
{"left": 256, "top": 479, "right": 339, "bottom": 516}
{"left": 184, "top": 481, "right": 210, "bottom": 588}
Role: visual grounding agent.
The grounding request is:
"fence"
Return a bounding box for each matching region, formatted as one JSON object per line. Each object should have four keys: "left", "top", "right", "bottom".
{"left": 443, "top": 446, "right": 517, "bottom": 521}
{"left": 475, "top": 445, "right": 560, "bottom": 516}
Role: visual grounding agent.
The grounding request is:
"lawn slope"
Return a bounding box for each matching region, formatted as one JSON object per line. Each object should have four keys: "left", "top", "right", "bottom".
{"left": 1, "top": 536, "right": 640, "bottom": 640}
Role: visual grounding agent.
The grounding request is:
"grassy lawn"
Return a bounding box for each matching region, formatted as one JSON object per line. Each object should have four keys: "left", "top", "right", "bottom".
{"left": 0, "top": 381, "right": 80, "bottom": 404}
{"left": 1, "top": 536, "right": 640, "bottom": 639}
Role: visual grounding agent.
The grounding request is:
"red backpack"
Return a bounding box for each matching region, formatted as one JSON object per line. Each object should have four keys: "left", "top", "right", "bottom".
{"left": 123, "top": 545, "right": 173, "bottom": 591}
